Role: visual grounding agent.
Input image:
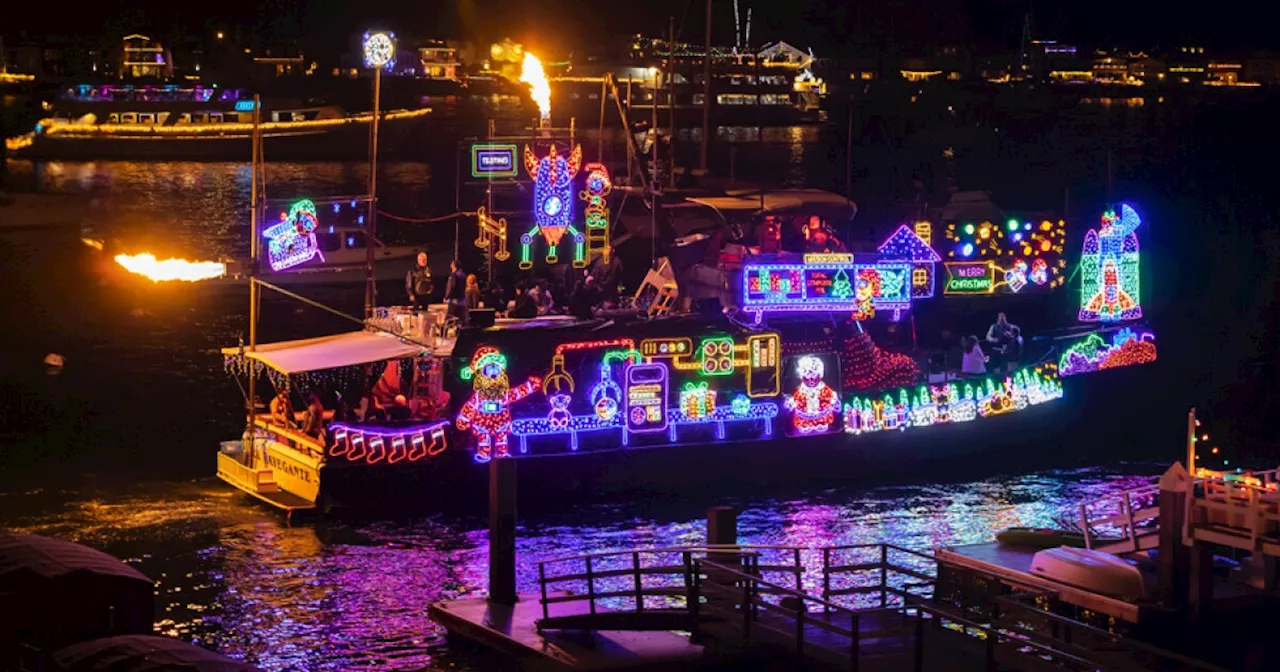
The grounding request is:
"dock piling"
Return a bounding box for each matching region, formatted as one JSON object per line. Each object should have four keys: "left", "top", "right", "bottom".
{"left": 1158, "top": 462, "right": 1191, "bottom": 608}
{"left": 489, "top": 457, "right": 517, "bottom": 605}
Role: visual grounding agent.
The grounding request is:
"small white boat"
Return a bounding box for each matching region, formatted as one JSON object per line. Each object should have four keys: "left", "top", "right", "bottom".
{"left": 1029, "top": 546, "right": 1146, "bottom": 601}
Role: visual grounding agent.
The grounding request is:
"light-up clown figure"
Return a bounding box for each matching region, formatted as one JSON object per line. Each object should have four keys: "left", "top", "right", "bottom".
{"left": 263, "top": 199, "right": 322, "bottom": 271}
{"left": 786, "top": 355, "right": 840, "bottom": 434}
{"left": 456, "top": 346, "right": 541, "bottom": 462}
{"left": 1079, "top": 204, "right": 1142, "bottom": 322}
{"left": 581, "top": 162, "right": 613, "bottom": 262}
{"left": 521, "top": 144, "right": 585, "bottom": 269}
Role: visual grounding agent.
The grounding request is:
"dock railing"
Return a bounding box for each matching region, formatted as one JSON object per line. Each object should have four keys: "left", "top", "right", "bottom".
{"left": 1185, "top": 466, "right": 1280, "bottom": 555}
{"left": 535, "top": 544, "right": 806, "bottom": 624}
{"left": 995, "top": 592, "right": 1231, "bottom": 672}
{"left": 820, "top": 543, "right": 938, "bottom": 610}
{"left": 1075, "top": 477, "right": 1162, "bottom": 552}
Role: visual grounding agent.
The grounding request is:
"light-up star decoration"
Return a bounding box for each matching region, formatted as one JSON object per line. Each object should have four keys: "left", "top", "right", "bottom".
{"left": 1079, "top": 204, "right": 1142, "bottom": 322}
{"left": 521, "top": 143, "right": 585, "bottom": 269}
{"left": 362, "top": 31, "right": 395, "bottom": 69}
{"left": 263, "top": 199, "right": 323, "bottom": 271}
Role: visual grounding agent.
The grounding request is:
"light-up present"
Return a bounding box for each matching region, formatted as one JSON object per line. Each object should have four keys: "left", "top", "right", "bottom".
{"left": 844, "top": 367, "right": 1063, "bottom": 435}
{"left": 1079, "top": 204, "right": 1142, "bottom": 323}
{"left": 263, "top": 199, "right": 322, "bottom": 272}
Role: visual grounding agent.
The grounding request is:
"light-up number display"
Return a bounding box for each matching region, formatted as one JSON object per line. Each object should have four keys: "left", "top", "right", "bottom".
{"left": 625, "top": 363, "right": 669, "bottom": 433}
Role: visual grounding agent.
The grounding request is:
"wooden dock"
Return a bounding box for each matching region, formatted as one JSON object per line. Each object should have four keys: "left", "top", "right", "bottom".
{"left": 428, "top": 592, "right": 706, "bottom": 670}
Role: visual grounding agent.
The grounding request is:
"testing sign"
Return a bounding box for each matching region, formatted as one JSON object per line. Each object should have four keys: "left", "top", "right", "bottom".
{"left": 471, "top": 144, "right": 519, "bottom": 178}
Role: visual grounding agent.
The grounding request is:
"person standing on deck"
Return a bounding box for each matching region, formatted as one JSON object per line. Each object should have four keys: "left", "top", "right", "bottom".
{"left": 589, "top": 245, "right": 623, "bottom": 307}
{"left": 443, "top": 259, "right": 467, "bottom": 324}
{"left": 406, "top": 251, "right": 433, "bottom": 310}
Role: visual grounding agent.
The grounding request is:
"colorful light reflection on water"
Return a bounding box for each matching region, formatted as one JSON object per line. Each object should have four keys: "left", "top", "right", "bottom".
{"left": 0, "top": 465, "right": 1160, "bottom": 671}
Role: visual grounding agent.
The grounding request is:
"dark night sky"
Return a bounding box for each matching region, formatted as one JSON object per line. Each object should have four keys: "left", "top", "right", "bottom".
{"left": 6, "top": 1, "right": 1273, "bottom": 57}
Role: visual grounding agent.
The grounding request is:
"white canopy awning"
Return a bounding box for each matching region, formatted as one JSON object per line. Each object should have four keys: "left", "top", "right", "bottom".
{"left": 221, "top": 331, "right": 427, "bottom": 375}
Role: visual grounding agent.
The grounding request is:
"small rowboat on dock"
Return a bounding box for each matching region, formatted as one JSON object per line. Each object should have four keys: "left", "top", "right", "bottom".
{"left": 996, "top": 526, "right": 1088, "bottom": 549}
{"left": 1030, "top": 546, "right": 1147, "bottom": 601}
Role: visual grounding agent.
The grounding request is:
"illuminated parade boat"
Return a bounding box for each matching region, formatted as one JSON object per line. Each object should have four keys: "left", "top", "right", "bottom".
{"left": 5, "top": 83, "right": 432, "bottom": 160}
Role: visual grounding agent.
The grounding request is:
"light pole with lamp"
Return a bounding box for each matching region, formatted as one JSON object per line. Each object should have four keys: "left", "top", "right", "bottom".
{"left": 362, "top": 30, "right": 395, "bottom": 318}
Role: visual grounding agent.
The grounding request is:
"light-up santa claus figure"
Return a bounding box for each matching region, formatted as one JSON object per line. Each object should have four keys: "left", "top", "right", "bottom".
{"left": 456, "top": 346, "right": 540, "bottom": 462}
{"left": 786, "top": 355, "right": 839, "bottom": 434}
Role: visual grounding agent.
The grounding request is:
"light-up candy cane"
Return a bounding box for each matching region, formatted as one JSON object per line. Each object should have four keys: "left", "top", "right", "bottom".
{"left": 521, "top": 144, "right": 585, "bottom": 269}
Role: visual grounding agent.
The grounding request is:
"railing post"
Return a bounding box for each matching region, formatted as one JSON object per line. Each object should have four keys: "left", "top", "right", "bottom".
{"left": 985, "top": 626, "right": 997, "bottom": 672}
{"left": 795, "top": 598, "right": 805, "bottom": 655}
{"left": 851, "top": 612, "right": 861, "bottom": 672}
{"left": 880, "top": 544, "right": 888, "bottom": 608}
{"left": 794, "top": 547, "right": 803, "bottom": 595}
{"left": 742, "top": 565, "right": 752, "bottom": 642}
{"left": 686, "top": 553, "right": 701, "bottom": 637}
{"left": 1080, "top": 502, "right": 1093, "bottom": 550}
{"left": 822, "top": 547, "right": 831, "bottom": 612}
{"left": 632, "top": 551, "right": 644, "bottom": 612}
{"left": 539, "top": 562, "right": 549, "bottom": 620}
{"left": 585, "top": 556, "right": 596, "bottom": 614}
{"left": 914, "top": 606, "right": 925, "bottom": 671}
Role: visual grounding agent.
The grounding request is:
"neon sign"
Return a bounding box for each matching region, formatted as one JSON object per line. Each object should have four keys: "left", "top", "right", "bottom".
{"left": 943, "top": 261, "right": 995, "bottom": 294}
{"left": 1080, "top": 204, "right": 1142, "bottom": 323}
{"left": 471, "top": 144, "right": 519, "bottom": 178}
{"left": 263, "top": 199, "right": 322, "bottom": 272}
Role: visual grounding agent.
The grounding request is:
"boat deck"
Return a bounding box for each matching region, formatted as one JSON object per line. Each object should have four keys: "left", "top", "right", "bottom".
{"left": 937, "top": 542, "right": 1142, "bottom": 622}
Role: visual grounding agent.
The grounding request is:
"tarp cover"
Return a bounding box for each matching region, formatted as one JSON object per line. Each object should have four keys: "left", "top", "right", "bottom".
{"left": 220, "top": 331, "right": 426, "bottom": 375}
{"left": 0, "top": 533, "right": 151, "bottom": 584}
{"left": 687, "top": 189, "right": 858, "bottom": 221}
{"left": 54, "top": 635, "right": 262, "bottom": 672}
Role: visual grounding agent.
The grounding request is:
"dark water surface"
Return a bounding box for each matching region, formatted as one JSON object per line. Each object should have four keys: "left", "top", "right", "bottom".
{"left": 2, "top": 97, "right": 1279, "bottom": 670}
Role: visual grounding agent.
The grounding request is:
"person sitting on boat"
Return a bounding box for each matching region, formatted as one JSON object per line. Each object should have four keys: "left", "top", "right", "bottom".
{"left": 508, "top": 281, "right": 538, "bottom": 319}
{"left": 443, "top": 259, "right": 467, "bottom": 324}
{"left": 569, "top": 274, "right": 600, "bottom": 319}
{"left": 531, "top": 279, "right": 555, "bottom": 315}
{"left": 589, "top": 246, "right": 623, "bottom": 307}
{"left": 270, "top": 393, "right": 295, "bottom": 428}
{"left": 301, "top": 393, "right": 326, "bottom": 442}
{"left": 405, "top": 251, "right": 433, "bottom": 310}
{"left": 804, "top": 216, "right": 846, "bottom": 254}
{"left": 961, "top": 335, "right": 987, "bottom": 377}
{"left": 388, "top": 394, "right": 412, "bottom": 421}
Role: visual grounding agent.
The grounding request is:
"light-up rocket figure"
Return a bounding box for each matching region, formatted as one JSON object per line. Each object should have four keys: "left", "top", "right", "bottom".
{"left": 1079, "top": 204, "right": 1142, "bottom": 322}
{"left": 521, "top": 143, "right": 585, "bottom": 269}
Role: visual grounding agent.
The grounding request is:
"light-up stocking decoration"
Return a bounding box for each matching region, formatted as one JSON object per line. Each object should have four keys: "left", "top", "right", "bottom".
{"left": 1080, "top": 204, "right": 1142, "bottom": 322}
{"left": 521, "top": 144, "right": 584, "bottom": 269}
{"left": 263, "top": 199, "right": 322, "bottom": 271}
{"left": 455, "top": 346, "right": 541, "bottom": 462}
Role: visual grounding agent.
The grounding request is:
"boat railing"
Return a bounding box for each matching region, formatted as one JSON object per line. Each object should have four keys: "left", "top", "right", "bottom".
{"left": 1187, "top": 466, "right": 1280, "bottom": 551}
{"left": 251, "top": 416, "right": 325, "bottom": 461}
{"left": 535, "top": 544, "right": 807, "bottom": 621}
{"left": 994, "top": 592, "right": 1231, "bottom": 672}
{"left": 366, "top": 305, "right": 450, "bottom": 348}
{"left": 819, "top": 543, "right": 938, "bottom": 610}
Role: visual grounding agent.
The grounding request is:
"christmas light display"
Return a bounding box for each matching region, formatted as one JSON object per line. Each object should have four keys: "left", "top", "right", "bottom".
{"left": 844, "top": 367, "right": 1062, "bottom": 435}
{"left": 785, "top": 355, "right": 841, "bottom": 435}
{"left": 328, "top": 420, "right": 448, "bottom": 464}
{"left": 263, "top": 199, "right": 323, "bottom": 272}
{"left": 455, "top": 346, "right": 542, "bottom": 462}
{"left": 741, "top": 260, "right": 913, "bottom": 322}
{"left": 1079, "top": 204, "right": 1142, "bottom": 322}
{"left": 840, "top": 331, "right": 919, "bottom": 391}
{"left": 638, "top": 333, "right": 781, "bottom": 397}
{"left": 473, "top": 206, "right": 511, "bottom": 261}
{"left": 522, "top": 144, "right": 585, "bottom": 269}
{"left": 626, "top": 363, "right": 669, "bottom": 433}
{"left": 1058, "top": 328, "right": 1157, "bottom": 376}
{"left": 362, "top": 31, "right": 396, "bottom": 70}
{"left": 942, "top": 218, "right": 1067, "bottom": 293}
{"left": 581, "top": 162, "right": 613, "bottom": 262}
{"left": 877, "top": 225, "right": 942, "bottom": 298}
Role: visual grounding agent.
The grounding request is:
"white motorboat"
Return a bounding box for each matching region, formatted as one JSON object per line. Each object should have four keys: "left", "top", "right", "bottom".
{"left": 1029, "top": 546, "right": 1146, "bottom": 601}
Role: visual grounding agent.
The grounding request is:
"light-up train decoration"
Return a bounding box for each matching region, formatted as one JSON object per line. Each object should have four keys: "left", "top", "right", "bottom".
{"left": 263, "top": 199, "right": 322, "bottom": 271}
{"left": 741, "top": 253, "right": 913, "bottom": 322}
{"left": 521, "top": 143, "right": 586, "bottom": 269}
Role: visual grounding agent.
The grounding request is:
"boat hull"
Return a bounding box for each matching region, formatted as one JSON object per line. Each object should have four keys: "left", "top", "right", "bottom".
{"left": 11, "top": 112, "right": 430, "bottom": 161}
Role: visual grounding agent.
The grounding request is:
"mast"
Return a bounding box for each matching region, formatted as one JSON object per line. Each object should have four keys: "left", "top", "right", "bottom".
{"left": 246, "top": 95, "right": 261, "bottom": 461}
{"left": 365, "top": 63, "right": 383, "bottom": 318}
{"left": 668, "top": 15, "right": 677, "bottom": 189}
{"left": 700, "top": 0, "right": 712, "bottom": 172}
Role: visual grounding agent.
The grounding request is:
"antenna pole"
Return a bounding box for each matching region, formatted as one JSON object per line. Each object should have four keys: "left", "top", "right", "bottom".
{"left": 365, "top": 66, "right": 382, "bottom": 318}
{"left": 246, "top": 94, "right": 261, "bottom": 464}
